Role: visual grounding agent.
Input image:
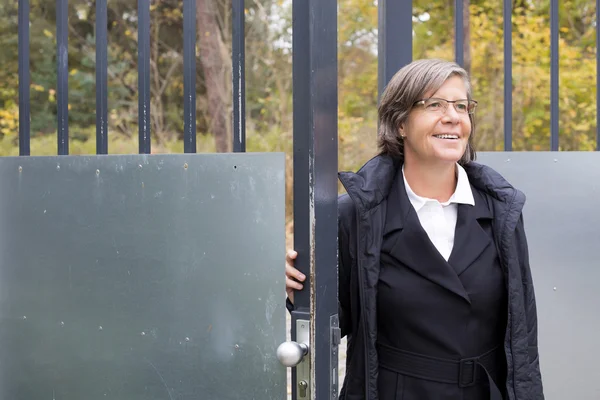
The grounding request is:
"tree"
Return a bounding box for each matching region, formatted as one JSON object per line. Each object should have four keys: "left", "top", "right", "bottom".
{"left": 197, "top": 0, "right": 230, "bottom": 152}
{"left": 0, "top": 0, "right": 596, "bottom": 159}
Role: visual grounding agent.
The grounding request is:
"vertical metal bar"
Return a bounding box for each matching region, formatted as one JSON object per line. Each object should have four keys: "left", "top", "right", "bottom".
{"left": 232, "top": 0, "right": 246, "bottom": 152}
{"left": 293, "top": 0, "right": 338, "bottom": 399}
{"left": 96, "top": 0, "right": 108, "bottom": 155}
{"left": 293, "top": 0, "right": 310, "bottom": 315}
{"left": 56, "top": 0, "right": 69, "bottom": 155}
{"left": 597, "top": 0, "right": 600, "bottom": 150}
{"left": 378, "top": 0, "right": 412, "bottom": 97}
{"left": 18, "top": 0, "right": 30, "bottom": 156}
{"left": 138, "top": 0, "right": 151, "bottom": 154}
{"left": 455, "top": 0, "right": 464, "bottom": 67}
{"left": 183, "top": 0, "right": 197, "bottom": 153}
{"left": 292, "top": 1, "right": 311, "bottom": 372}
{"left": 550, "top": 0, "right": 559, "bottom": 151}
{"left": 504, "top": 0, "right": 512, "bottom": 151}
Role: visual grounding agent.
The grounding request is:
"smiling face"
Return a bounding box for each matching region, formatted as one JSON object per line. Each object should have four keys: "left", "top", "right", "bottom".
{"left": 400, "top": 76, "right": 472, "bottom": 167}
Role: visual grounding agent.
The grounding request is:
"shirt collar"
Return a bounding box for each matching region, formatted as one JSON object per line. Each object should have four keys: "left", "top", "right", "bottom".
{"left": 402, "top": 163, "right": 475, "bottom": 212}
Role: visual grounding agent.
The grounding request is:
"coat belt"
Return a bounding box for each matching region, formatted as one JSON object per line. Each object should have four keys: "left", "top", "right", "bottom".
{"left": 377, "top": 342, "right": 504, "bottom": 400}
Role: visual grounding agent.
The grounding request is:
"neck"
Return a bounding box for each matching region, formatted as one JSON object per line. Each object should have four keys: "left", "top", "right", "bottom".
{"left": 403, "top": 156, "right": 457, "bottom": 202}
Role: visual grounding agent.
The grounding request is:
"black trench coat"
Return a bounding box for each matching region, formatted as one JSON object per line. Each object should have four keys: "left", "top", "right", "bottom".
{"left": 333, "top": 155, "right": 544, "bottom": 400}
{"left": 375, "top": 165, "right": 508, "bottom": 399}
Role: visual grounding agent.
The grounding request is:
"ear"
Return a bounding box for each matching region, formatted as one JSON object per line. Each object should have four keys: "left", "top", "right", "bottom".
{"left": 398, "top": 124, "right": 406, "bottom": 139}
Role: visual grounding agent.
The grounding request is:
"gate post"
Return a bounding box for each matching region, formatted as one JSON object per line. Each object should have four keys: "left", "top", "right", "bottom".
{"left": 292, "top": 0, "right": 339, "bottom": 398}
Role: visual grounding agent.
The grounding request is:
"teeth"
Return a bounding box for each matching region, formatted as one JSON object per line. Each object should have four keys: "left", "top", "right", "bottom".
{"left": 435, "top": 134, "right": 458, "bottom": 139}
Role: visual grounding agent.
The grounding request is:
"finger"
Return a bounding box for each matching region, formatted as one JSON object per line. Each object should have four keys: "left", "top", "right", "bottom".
{"left": 286, "top": 264, "right": 306, "bottom": 281}
{"left": 286, "top": 278, "right": 303, "bottom": 291}
{"left": 285, "top": 249, "right": 298, "bottom": 262}
{"left": 286, "top": 276, "right": 304, "bottom": 291}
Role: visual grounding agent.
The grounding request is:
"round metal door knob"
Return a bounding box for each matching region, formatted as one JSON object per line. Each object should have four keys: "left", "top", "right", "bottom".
{"left": 276, "top": 341, "right": 309, "bottom": 367}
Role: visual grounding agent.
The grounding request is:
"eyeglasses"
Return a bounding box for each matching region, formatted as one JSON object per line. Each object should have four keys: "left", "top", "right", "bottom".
{"left": 413, "top": 98, "right": 478, "bottom": 115}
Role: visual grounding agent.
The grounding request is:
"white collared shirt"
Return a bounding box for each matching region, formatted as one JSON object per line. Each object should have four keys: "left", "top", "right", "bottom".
{"left": 402, "top": 164, "right": 475, "bottom": 261}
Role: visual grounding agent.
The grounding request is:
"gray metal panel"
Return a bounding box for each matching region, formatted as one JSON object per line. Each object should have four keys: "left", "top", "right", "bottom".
{"left": 0, "top": 153, "right": 286, "bottom": 400}
{"left": 477, "top": 152, "right": 600, "bottom": 400}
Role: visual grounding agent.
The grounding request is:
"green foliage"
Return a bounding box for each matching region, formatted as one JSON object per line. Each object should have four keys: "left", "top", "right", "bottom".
{"left": 0, "top": 0, "right": 596, "bottom": 165}
{"left": 416, "top": 0, "right": 598, "bottom": 151}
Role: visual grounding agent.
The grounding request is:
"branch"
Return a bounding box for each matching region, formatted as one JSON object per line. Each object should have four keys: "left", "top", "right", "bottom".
{"left": 157, "top": 58, "right": 182, "bottom": 97}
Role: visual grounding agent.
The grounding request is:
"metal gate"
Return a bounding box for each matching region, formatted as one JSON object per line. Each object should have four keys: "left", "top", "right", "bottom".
{"left": 8, "top": 0, "right": 600, "bottom": 399}
{"left": 0, "top": 153, "right": 287, "bottom": 399}
{"left": 475, "top": 152, "right": 600, "bottom": 399}
{"left": 10, "top": 0, "right": 338, "bottom": 399}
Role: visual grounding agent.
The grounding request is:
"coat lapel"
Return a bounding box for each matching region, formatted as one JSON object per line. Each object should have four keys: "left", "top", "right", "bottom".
{"left": 448, "top": 186, "right": 494, "bottom": 276}
{"left": 383, "top": 173, "right": 471, "bottom": 304}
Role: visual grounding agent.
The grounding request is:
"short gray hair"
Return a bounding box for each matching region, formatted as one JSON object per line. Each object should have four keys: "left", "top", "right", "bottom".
{"left": 377, "top": 58, "right": 476, "bottom": 164}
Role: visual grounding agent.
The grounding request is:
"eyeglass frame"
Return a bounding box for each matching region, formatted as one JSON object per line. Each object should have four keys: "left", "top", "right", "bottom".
{"left": 412, "top": 97, "right": 478, "bottom": 115}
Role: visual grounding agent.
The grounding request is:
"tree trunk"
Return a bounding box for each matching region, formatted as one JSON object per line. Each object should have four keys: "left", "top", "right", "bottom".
{"left": 196, "top": 0, "right": 229, "bottom": 152}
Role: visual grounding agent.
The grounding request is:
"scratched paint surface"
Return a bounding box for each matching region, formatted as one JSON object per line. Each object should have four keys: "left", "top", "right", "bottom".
{"left": 0, "top": 153, "right": 286, "bottom": 400}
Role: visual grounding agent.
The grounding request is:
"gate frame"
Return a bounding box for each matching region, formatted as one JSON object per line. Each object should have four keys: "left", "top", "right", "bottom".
{"left": 13, "top": 0, "right": 600, "bottom": 399}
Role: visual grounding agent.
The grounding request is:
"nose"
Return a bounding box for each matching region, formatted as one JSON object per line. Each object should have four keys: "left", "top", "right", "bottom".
{"left": 442, "top": 104, "right": 461, "bottom": 123}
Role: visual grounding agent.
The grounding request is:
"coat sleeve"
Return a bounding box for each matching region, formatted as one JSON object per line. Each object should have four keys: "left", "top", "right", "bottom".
{"left": 338, "top": 194, "right": 354, "bottom": 339}
{"left": 515, "top": 214, "right": 545, "bottom": 399}
{"left": 286, "top": 297, "right": 295, "bottom": 314}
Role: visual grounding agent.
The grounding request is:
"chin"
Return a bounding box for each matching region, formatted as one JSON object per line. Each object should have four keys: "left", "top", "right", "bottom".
{"left": 432, "top": 152, "right": 464, "bottom": 164}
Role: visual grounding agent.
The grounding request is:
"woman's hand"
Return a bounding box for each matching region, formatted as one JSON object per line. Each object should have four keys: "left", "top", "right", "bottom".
{"left": 285, "top": 249, "right": 306, "bottom": 305}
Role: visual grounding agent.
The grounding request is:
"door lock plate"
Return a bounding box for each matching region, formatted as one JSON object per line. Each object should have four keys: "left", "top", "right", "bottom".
{"left": 295, "top": 319, "right": 310, "bottom": 399}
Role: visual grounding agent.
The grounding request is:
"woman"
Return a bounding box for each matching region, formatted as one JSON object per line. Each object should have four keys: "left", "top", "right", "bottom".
{"left": 285, "top": 59, "right": 544, "bottom": 400}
